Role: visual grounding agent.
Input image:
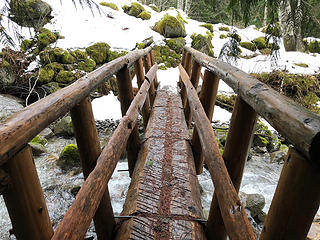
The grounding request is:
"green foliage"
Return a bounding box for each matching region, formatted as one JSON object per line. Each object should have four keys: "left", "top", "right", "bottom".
{"left": 58, "top": 144, "right": 80, "bottom": 171}
{"left": 191, "top": 33, "right": 214, "bottom": 57}
{"left": 152, "top": 14, "right": 186, "bottom": 38}
{"left": 138, "top": 11, "right": 151, "bottom": 20}
{"left": 220, "top": 34, "right": 227, "bottom": 39}
{"left": 294, "top": 62, "right": 309, "bottom": 68}
{"left": 85, "top": 42, "right": 110, "bottom": 64}
{"left": 149, "top": 4, "right": 160, "bottom": 12}
{"left": 240, "top": 41, "right": 256, "bottom": 51}
{"left": 164, "top": 37, "right": 186, "bottom": 54}
{"left": 122, "top": 2, "right": 145, "bottom": 17}
{"left": 99, "top": 2, "right": 118, "bottom": 10}
{"left": 252, "top": 37, "right": 266, "bottom": 50}
{"left": 200, "top": 23, "right": 213, "bottom": 33}
{"left": 305, "top": 40, "right": 320, "bottom": 53}
{"left": 262, "top": 23, "right": 281, "bottom": 38}
{"left": 219, "top": 26, "right": 230, "bottom": 32}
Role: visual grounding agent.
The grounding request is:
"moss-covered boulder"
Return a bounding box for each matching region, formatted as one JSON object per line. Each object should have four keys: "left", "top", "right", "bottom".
{"left": 219, "top": 26, "right": 230, "bottom": 32}
{"left": 38, "top": 67, "right": 55, "bottom": 83}
{"left": 200, "top": 23, "right": 213, "bottom": 33}
{"left": 9, "top": 0, "right": 53, "bottom": 28}
{"left": 99, "top": 2, "right": 118, "bottom": 10}
{"left": 77, "top": 58, "right": 96, "bottom": 72}
{"left": 164, "top": 37, "right": 186, "bottom": 54}
{"left": 122, "top": 2, "right": 145, "bottom": 17}
{"left": 0, "top": 59, "right": 16, "bottom": 87}
{"left": 85, "top": 42, "right": 110, "bottom": 64}
{"left": 41, "top": 82, "right": 61, "bottom": 94}
{"left": 71, "top": 50, "right": 88, "bottom": 61}
{"left": 37, "top": 28, "right": 58, "bottom": 50}
{"left": 227, "top": 32, "right": 241, "bottom": 42}
{"left": 153, "top": 45, "right": 181, "bottom": 69}
{"left": 149, "top": 4, "right": 160, "bottom": 12}
{"left": 39, "top": 48, "right": 74, "bottom": 65}
{"left": 152, "top": 14, "right": 186, "bottom": 38}
{"left": 56, "top": 70, "right": 76, "bottom": 84}
{"left": 240, "top": 42, "right": 256, "bottom": 51}
{"left": 219, "top": 34, "right": 227, "bottom": 39}
{"left": 252, "top": 37, "right": 267, "bottom": 50}
{"left": 57, "top": 144, "right": 80, "bottom": 171}
{"left": 107, "top": 50, "right": 127, "bottom": 62}
{"left": 138, "top": 11, "right": 151, "bottom": 20}
{"left": 28, "top": 134, "right": 47, "bottom": 155}
{"left": 53, "top": 116, "right": 74, "bottom": 136}
{"left": 20, "top": 39, "right": 35, "bottom": 53}
{"left": 191, "top": 33, "right": 214, "bottom": 56}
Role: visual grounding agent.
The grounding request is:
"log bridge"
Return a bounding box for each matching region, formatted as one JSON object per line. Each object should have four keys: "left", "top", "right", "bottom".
{"left": 0, "top": 46, "right": 319, "bottom": 240}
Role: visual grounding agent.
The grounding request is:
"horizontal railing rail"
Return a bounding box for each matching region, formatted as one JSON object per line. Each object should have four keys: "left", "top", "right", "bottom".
{"left": 0, "top": 47, "right": 152, "bottom": 166}
{"left": 184, "top": 46, "right": 320, "bottom": 166}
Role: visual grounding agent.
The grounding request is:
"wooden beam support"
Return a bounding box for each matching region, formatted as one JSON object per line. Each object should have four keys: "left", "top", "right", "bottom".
{"left": 260, "top": 147, "right": 320, "bottom": 240}
{"left": 70, "top": 97, "right": 115, "bottom": 240}
{"left": 150, "top": 50, "right": 159, "bottom": 89}
{"left": 207, "top": 96, "right": 257, "bottom": 240}
{"left": 185, "top": 60, "right": 202, "bottom": 127}
{"left": 191, "top": 70, "right": 219, "bottom": 174}
{"left": 52, "top": 65, "right": 157, "bottom": 240}
{"left": 179, "top": 65, "right": 255, "bottom": 240}
{"left": 180, "top": 52, "right": 193, "bottom": 108}
{"left": 2, "top": 146, "right": 53, "bottom": 240}
{"left": 144, "top": 53, "right": 156, "bottom": 107}
{"left": 116, "top": 66, "right": 141, "bottom": 177}
{"left": 135, "top": 58, "right": 151, "bottom": 128}
{"left": 184, "top": 46, "right": 320, "bottom": 166}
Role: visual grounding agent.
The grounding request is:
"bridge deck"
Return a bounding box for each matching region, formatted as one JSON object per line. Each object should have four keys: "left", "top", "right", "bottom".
{"left": 116, "top": 90, "right": 206, "bottom": 240}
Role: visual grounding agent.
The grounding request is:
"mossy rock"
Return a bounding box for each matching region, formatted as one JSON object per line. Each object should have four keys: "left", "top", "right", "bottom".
{"left": 53, "top": 116, "right": 74, "bottom": 136}
{"left": 149, "top": 4, "right": 160, "bottom": 12}
{"left": 294, "top": 62, "right": 308, "bottom": 68}
{"left": 45, "top": 62, "right": 64, "bottom": 73}
{"left": 122, "top": 2, "right": 145, "bottom": 17}
{"left": 164, "top": 37, "right": 186, "bottom": 54}
{"left": 138, "top": 11, "right": 151, "bottom": 20}
{"left": 56, "top": 70, "right": 76, "bottom": 84}
{"left": 219, "top": 26, "right": 230, "bottom": 32}
{"left": 153, "top": 45, "right": 181, "bottom": 68}
{"left": 152, "top": 14, "right": 186, "bottom": 38}
{"left": 227, "top": 32, "right": 241, "bottom": 42}
{"left": 71, "top": 49, "right": 88, "bottom": 61}
{"left": 306, "top": 40, "right": 320, "bottom": 53}
{"left": 29, "top": 142, "right": 47, "bottom": 155}
{"left": 260, "top": 48, "right": 272, "bottom": 55}
{"left": 37, "top": 28, "right": 58, "bottom": 51}
{"left": 252, "top": 37, "right": 267, "bottom": 50}
{"left": 191, "top": 33, "right": 214, "bottom": 57}
{"left": 99, "top": 2, "right": 118, "bottom": 10}
{"left": 31, "top": 134, "right": 48, "bottom": 145}
{"left": 107, "top": 50, "right": 127, "bottom": 62}
{"left": 57, "top": 144, "right": 80, "bottom": 171}
{"left": 77, "top": 58, "right": 96, "bottom": 72}
{"left": 38, "top": 67, "right": 55, "bottom": 83}
{"left": 42, "top": 81, "right": 61, "bottom": 94}
{"left": 240, "top": 42, "right": 256, "bottom": 51}
{"left": 39, "top": 48, "right": 73, "bottom": 65}
{"left": 9, "top": 0, "right": 53, "bottom": 28}
{"left": 219, "top": 34, "right": 227, "bottom": 39}
{"left": 200, "top": 23, "right": 213, "bottom": 33}
{"left": 85, "top": 42, "right": 110, "bottom": 64}
{"left": 20, "top": 39, "right": 35, "bottom": 52}
{"left": 176, "top": 11, "right": 187, "bottom": 24}
{"left": 135, "top": 37, "right": 154, "bottom": 50}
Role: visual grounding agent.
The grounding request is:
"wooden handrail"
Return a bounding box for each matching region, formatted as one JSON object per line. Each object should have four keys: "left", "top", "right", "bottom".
{"left": 0, "top": 47, "right": 152, "bottom": 166}
{"left": 179, "top": 65, "right": 256, "bottom": 240}
{"left": 52, "top": 64, "right": 158, "bottom": 240}
{"left": 184, "top": 46, "right": 320, "bottom": 166}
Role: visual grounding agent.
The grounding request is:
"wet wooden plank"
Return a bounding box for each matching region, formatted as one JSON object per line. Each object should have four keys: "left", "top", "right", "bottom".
{"left": 116, "top": 90, "right": 205, "bottom": 240}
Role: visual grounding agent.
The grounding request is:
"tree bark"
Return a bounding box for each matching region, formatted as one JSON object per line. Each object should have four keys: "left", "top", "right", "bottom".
{"left": 263, "top": 0, "right": 268, "bottom": 26}
{"left": 279, "top": 0, "right": 296, "bottom": 51}
{"left": 295, "top": 0, "right": 305, "bottom": 52}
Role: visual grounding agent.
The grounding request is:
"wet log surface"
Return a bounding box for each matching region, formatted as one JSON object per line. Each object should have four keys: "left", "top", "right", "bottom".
{"left": 116, "top": 90, "right": 206, "bottom": 240}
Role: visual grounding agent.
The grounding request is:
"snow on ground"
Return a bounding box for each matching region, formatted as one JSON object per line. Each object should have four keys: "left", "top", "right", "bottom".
{"left": 92, "top": 93, "right": 121, "bottom": 120}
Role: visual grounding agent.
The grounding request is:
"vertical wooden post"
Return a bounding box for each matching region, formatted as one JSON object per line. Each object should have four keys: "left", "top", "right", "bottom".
{"left": 70, "top": 97, "right": 115, "bottom": 240}
{"left": 259, "top": 147, "right": 320, "bottom": 240}
{"left": 206, "top": 96, "right": 257, "bottom": 240}
{"left": 135, "top": 58, "right": 151, "bottom": 128}
{"left": 2, "top": 146, "right": 53, "bottom": 240}
{"left": 191, "top": 70, "right": 219, "bottom": 174}
{"left": 184, "top": 61, "right": 202, "bottom": 127}
{"left": 181, "top": 49, "right": 187, "bottom": 68}
{"left": 144, "top": 53, "right": 156, "bottom": 107}
{"left": 116, "top": 66, "right": 140, "bottom": 177}
{"left": 150, "top": 50, "right": 159, "bottom": 89}
{"left": 180, "top": 53, "right": 193, "bottom": 108}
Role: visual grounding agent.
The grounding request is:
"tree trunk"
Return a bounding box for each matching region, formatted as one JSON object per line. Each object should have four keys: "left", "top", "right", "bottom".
{"left": 184, "top": 0, "right": 191, "bottom": 14}
{"left": 177, "top": 0, "right": 183, "bottom": 10}
{"left": 263, "top": 0, "right": 268, "bottom": 26}
{"left": 295, "top": 0, "right": 305, "bottom": 52}
{"left": 278, "top": 0, "right": 296, "bottom": 51}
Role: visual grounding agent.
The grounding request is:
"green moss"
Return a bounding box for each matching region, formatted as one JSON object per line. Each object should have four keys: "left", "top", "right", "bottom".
{"left": 138, "top": 11, "right": 151, "bottom": 20}
{"left": 56, "top": 70, "right": 76, "bottom": 84}
{"left": 42, "top": 82, "right": 61, "bottom": 94}
{"left": 262, "top": 23, "right": 281, "bottom": 37}
{"left": 107, "top": 50, "right": 127, "bottom": 62}
{"left": 20, "top": 39, "right": 34, "bottom": 52}
{"left": 45, "top": 62, "right": 64, "bottom": 73}
{"left": 149, "top": 4, "right": 160, "bottom": 12}
{"left": 306, "top": 40, "right": 320, "bottom": 53}
{"left": 294, "top": 62, "right": 309, "bottom": 68}
{"left": 99, "top": 2, "right": 118, "bottom": 10}
{"left": 136, "top": 42, "right": 145, "bottom": 49}
{"left": 176, "top": 11, "right": 187, "bottom": 24}
{"left": 260, "top": 48, "right": 272, "bottom": 55}
{"left": 37, "top": 28, "right": 57, "bottom": 50}
{"left": 38, "top": 68, "right": 55, "bottom": 83}
{"left": 219, "top": 26, "right": 230, "bottom": 32}
{"left": 85, "top": 42, "right": 110, "bottom": 64}
{"left": 31, "top": 135, "right": 48, "bottom": 145}
{"left": 152, "top": 13, "right": 186, "bottom": 38}
{"left": 219, "top": 34, "right": 227, "bottom": 39}
{"left": 61, "top": 51, "right": 76, "bottom": 64}
{"left": 164, "top": 37, "right": 186, "bottom": 54}
{"left": 58, "top": 144, "right": 80, "bottom": 171}
{"left": 39, "top": 47, "right": 64, "bottom": 64}
{"left": 191, "top": 33, "right": 214, "bottom": 57}
{"left": 123, "top": 2, "right": 145, "bottom": 17}
{"left": 77, "top": 58, "right": 96, "bottom": 72}
{"left": 158, "top": 65, "right": 167, "bottom": 70}
{"left": 200, "top": 23, "right": 213, "bottom": 33}
{"left": 71, "top": 49, "right": 88, "bottom": 61}
{"left": 240, "top": 41, "right": 256, "bottom": 51}
{"left": 258, "top": 136, "right": 269, "bottom": 147}
{"left": 227, "top": 32, "right": 241, "bottom": 42}
{"left": 153, "top": 45, "right": 181, "bottom": 68}
{"left": 252, "top": 37, "right": 267, "bottom": 50}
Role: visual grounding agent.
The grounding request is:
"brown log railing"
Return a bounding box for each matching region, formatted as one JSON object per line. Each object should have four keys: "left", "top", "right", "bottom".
{"left": 180, "top": 46, "right": 320, "bottom": 240}
{"left": 0, "top": 47, "right": 158, "bottom": 239}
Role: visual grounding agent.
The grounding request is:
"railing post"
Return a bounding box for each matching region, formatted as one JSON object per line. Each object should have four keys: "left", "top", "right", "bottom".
{"left": 2, "top": 146, "right": 53, "bottom": 239}
{"left": 144, "top": 53, "right": 156, "bottom": 107}
{"left": 184, "top": 60, "right": 202, "bottom": 127}
{"left": 259, "top": 147, "right": 320, "bottom": 240}
{"left": 150, "top": 50, "right": 159, "bottom": 89}
{"left": 180, "top": 52, "right": 193, "bottom": 108}
{"left": 206, "top": 96, "right": 257, "bottom": 240}
{"left": 116, "top": 66, "right": 140, "bottom": 177}
{"left": 135, "top": 58, "right": 151, "bottom": 128}
{"left": 191, "top": 70, "right": 219, "bottom": 174}
{"left": 70, "top": 96, "right": 115, "bottom": 240}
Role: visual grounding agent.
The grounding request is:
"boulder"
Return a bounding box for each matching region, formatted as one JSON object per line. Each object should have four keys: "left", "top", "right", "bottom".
{"left": 85, "top": 42, "right": 110, "bottom": 64}
{"left": 57, "top": 144, "right": 81, "bottom": 171}
{"left": 53, "top": 116, "right": 74, "bottom": 136}
{"left": 0, "top": 94, "right": 24, "bottom": 122}
{"left": 29, "top": 142, "right": 47, "bottom": 155}
{"left": 245, "top": 193, "right": 265, "bottom": 218}
{"left": 270, "top": 144, "right": 289, "bottom": 163}
{"left": 0, "top": 60, "right": 16, "bottom": 88}
{"left": 191, "top": 33, "right": 214, "bottom": 56}
{"left": 152, "top": 14, "right": 186, "bottom": 38}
